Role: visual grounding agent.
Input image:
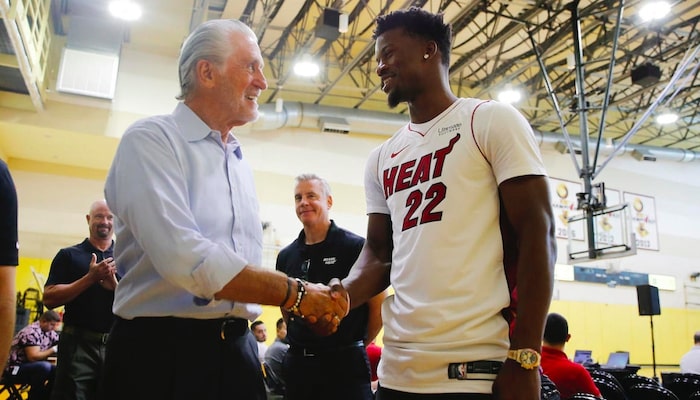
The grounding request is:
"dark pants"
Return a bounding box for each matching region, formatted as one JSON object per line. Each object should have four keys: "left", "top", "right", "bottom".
{"left": 4, "top": 361, "right": 54, "bottom": 400}
{"left": 50, "top": 326, "right": 107, "bottom": 400}
{"left": 283, "top": 343, "right": 373, "bottom": 400}
{"left": 99, "top": 316, "right": 266, "bottom": 400}
{"left": 376, "top": 386, "right": 493, "bottom": 400}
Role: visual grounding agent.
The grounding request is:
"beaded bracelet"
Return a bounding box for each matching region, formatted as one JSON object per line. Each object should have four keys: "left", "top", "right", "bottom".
{"left": 279, "top": 277, "right": 293, "bottom": 307}
{"left": 284, "top": 278, "right": 306, "bottom": 318}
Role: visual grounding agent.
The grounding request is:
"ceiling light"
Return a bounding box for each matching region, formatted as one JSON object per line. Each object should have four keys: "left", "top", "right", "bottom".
{"left": 655, "top": 111, "right": 678, "bottom": 125}
{"left": 109, "top": 0, "right": 142, "bottom": 21}
{"left": 639, "top": 1, "right": 671, "bottom": 22}
{"left": 497, "top": 87, "right": 521, "bottom": 104}
{"left": 293, "top": 55, "right": 320, "bottom": 77}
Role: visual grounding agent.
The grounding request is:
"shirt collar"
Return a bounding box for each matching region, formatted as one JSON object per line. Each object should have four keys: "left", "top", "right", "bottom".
{"left": 296, "top": 220, "right": 339, "bottom": 246}
{"left": 173, "top": 102, "right": 213, "bottom": 142}
{"left": 173, "top": 102, "right": 243, "bottom": 159}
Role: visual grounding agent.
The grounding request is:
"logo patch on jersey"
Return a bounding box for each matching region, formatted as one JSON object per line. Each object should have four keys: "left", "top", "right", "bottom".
{"left": 323, "top": 257, "right": 336, "bottom": 265}
{"left": 390, "top": 145, "right": 410, "bottom": 158}
{"left": 437, "top": 123, "right": 462, "bottom": 136}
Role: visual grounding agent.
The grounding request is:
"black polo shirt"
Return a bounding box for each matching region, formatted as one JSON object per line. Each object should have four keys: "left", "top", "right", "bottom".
{"left": 45, "top": 239, "right": 116, "bottom": 333}
{"left": 276, "top": 220, "right": 368, "bottom": 349}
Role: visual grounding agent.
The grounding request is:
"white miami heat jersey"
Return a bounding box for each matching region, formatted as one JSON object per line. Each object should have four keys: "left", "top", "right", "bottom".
{"left": 364, "top": 98, "right": 547, "bottom": 394}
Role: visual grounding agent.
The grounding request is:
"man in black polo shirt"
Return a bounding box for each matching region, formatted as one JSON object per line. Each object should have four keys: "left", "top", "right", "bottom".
{"left": 276, "top": 173, "right": 386, "bottom": 400}
{"left": 43, "top": 199, "right": 118, "bottom": 400}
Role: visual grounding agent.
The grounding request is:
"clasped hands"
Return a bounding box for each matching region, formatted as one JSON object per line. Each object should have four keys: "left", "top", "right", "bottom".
{"left": 89, "top": 253, "right": 118, "bottom": 290}
{"left": 291, "top": 278, "right": 349, "bottom": 336}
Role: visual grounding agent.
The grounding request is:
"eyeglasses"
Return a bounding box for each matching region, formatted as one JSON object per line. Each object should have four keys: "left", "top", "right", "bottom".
{"left": 301, "top": 259, "right": 310, "bottom": 280}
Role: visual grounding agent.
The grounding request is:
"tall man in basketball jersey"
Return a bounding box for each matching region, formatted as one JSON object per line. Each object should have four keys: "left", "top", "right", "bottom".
{"left": 331, "top": 7, "right": 556, "bottom": 400}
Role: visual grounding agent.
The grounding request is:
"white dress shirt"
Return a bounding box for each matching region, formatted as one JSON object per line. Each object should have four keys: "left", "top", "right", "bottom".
{"left": 105, "top": 102, "right": 263, "bottom": 321}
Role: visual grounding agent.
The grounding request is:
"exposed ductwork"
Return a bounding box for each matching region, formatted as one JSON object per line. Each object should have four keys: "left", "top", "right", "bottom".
{"left": 252, "top": 102, "right": 699, "bottom": 164}
{"left": 252, "top": 101, "right": 409, "bottom": 137}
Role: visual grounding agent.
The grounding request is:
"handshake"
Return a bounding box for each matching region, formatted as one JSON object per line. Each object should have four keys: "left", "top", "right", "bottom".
{"left": 282, "top": 277, "right": 350, "bottom": 336}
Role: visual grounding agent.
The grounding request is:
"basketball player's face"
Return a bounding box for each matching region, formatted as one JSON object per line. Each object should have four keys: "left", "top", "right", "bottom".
{"left": 294, "top": 179, "right": 332, "bottom": 228}
{"left": 375, "top": 28, "right": 425, "bottom": 108}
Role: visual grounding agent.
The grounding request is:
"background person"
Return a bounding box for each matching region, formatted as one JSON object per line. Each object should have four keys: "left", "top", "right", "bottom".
{"left": 100, "top": 19, "right": 346, "bottom": 400}
{"left": 252, "top": 320, "right": 269, "bottom": 362}
{"left": 264, "top": 318, "right": 289, "bottom": 396}
{"left": 277, "top": 173, "right": 385, "bottom": 400}
{"left": 680, "top": 331, "right": 700, "bottom": 374}
{"left": 4, "top": 310, "right": 61, "bottom": 400}
{"left": 540, "top": 313, "right": 600, "bottom": 399}
{"left": 43, "top": 199, "right": 117, "bottom": 400}
{"left": 331, "top": 7, "right": 556, "bottom": 400}
{"left": 0, "top": 159, "right": 18, "bottom": 370}
{"left": 366, "top": 340, "right": 382, "bottom": 394}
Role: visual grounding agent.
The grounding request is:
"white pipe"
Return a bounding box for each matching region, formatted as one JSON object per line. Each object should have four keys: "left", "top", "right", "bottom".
{"left": 252, "top": 101, "right": 699, "bottom": 163}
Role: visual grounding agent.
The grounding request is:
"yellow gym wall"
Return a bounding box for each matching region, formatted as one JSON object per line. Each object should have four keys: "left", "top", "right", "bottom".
{"left": 18, "top": 256, "right": 698, "bottom": 377}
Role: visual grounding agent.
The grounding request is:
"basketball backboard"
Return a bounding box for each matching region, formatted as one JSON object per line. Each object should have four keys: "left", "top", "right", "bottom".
{"left": 567, "top": 203, "right": 637, "bottom": 264}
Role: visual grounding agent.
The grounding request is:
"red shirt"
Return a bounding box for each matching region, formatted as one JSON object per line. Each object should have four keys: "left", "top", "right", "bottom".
{"left": 366, "top": 342, "right": 382, "bottom": 381}
{"left": 541, "top": 346, "right": 601, "bottom": 399}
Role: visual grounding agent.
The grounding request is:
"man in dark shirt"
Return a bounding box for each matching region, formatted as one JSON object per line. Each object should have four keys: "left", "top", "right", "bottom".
{"left": 0, "top": 159, "right": 19, "bottom": 370}
{"left": 43, "top": 199, "right": 118, "bottom": 400}
{"left": 264, "top": 318, "right": 289, "bottom": 396}
{"left": 540, "top": 313, "right": 601, "bottom": 399}
{"left": 276, "top": 173, "right": 385, "bottom": 400}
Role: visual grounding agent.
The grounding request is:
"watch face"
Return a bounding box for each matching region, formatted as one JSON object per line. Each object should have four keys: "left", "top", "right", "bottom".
{"left": 517, "top": 349, "right": 540, "bottom": 369}
{"left": 521, "top": 351, "right": 536, "bottom": 364}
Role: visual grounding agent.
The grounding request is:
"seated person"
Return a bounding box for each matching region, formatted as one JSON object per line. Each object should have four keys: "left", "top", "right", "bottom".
{"left": 680, "top": 331, "right": 700, "bottom": 374}
{"left": 4, "top": 310, "right": 60, "bottom": 400}
{"left": 264, "top": 317, "right": 289, "bottom": 395}
{"left": 541, "top": 313, "right": 601, "bottom": 400}
{"left": 252, "top": 320, "right": 269, "bottom": 363}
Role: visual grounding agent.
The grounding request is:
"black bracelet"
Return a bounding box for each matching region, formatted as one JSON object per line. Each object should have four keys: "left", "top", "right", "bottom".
{"left": 284, "top": 278, "right": 306, "bottom": 318}
{"left": 279, "top": 277, "right": 293, "bottom": 307}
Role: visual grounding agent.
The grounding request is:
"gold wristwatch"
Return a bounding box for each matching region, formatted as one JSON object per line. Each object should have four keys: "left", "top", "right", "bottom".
{"left": 507, "top": 348, "right": 541, "bottom": 370}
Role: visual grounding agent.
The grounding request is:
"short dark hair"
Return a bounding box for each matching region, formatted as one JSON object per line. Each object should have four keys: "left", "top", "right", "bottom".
{"left": 544, "top": 313, "right": 568, "bottom": 344}
{"left": 373, "top": 7, "right": 452, "bottom": 67}
{"left": 40, "top": 310, "right": 61, "bottom": 323}
{"left": 251, "top": 320, "right": 264, "bottom": 331}
{"left": 694, "top": 331, "right": 700, "bottom": 343}
{"left": 276, "top": 318, "right": 285, "bottom": 329}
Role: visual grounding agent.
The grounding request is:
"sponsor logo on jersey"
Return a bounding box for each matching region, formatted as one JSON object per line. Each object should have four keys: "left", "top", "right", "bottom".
{"left": 437, "top": 123, "right": 462, "bottom": 136}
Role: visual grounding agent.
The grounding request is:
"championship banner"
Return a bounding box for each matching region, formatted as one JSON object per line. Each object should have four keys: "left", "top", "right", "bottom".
{"left": 623, "top": 192, "right": 659, "bottom": 251}
{"left": 593, "top": 188, "right": 623, "bottom": 247}
{"left": 549, "top": 177, "right": 584, "bottom": 240}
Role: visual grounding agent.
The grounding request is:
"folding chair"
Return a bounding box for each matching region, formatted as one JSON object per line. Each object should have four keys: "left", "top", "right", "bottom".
{"left": 0, "top": 375, "right": 25, "bottom": 400}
